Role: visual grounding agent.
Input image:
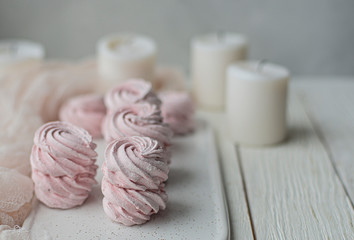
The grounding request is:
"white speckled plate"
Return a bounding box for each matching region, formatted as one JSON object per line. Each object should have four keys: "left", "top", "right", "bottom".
{"left": 24, "top": 119, "right": 230, "bottom": 240}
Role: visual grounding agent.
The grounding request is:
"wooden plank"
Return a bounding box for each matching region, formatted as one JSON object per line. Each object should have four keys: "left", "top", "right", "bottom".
{"left": 239, "top": 95, "right": 354, "bottom": 239}
{"left": 198, "top": 112, "right": 254, "bottom": 240}
{"left": 294, "top": 78, "right": 354, "bottom": 203}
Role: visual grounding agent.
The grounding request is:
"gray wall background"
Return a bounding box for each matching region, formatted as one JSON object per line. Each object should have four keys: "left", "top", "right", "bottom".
{"left": 0, "top": 0, "right": 353, "bottom": 75}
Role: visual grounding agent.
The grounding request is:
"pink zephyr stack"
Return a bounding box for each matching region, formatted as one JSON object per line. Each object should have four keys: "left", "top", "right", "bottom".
{"left": 101, "top": 79, "right": 172, "bottom": 226}
{"left": 31, "top": 78, "right": 195, "bottom": 226}
{"left": 30, "top": 121, "right": 98, "bottom": 209}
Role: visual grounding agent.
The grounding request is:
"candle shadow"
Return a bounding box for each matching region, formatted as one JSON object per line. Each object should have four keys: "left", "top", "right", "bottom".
{"left": 240, "top": 125, "right": 314, "bottom": 148}
{"left": 282, "top": 125, "right": 314, "bottom": 145}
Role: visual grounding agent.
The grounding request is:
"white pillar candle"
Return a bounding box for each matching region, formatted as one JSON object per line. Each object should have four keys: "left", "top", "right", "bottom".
{"left": 0, "top": 39, "right": 44, "bottom": 76}
{"left": 226, "top": 61, "right": 290, "bottom": 146}
{"left": 97, "top": 33, "right": 157, "bottom": 89}
{"left": 191, "top": 32, "right": 248, "bottom": 110}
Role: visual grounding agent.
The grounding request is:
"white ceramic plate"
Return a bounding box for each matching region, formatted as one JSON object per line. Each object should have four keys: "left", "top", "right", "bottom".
{"left": 24, "top": 119, "right": 230, "bottom": 240}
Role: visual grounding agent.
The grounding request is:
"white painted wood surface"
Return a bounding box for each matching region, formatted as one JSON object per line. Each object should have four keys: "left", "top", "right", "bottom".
{"left": 201, "top": 79, "right": 354, "bottom": 239}
{"left": 238, "top": 95, "right": 353, "bottom": 239}
{"left": 294, "top": 78, "right": 354, "bottom": 202}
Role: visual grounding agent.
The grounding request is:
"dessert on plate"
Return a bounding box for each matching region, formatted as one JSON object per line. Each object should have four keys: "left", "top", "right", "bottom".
{"left": 30, "top": 121, "right": 98, "bottom": 209}
{"left": 101, "top": 136, "right": 169, "bottom": 226}
{"left": 102, "top": 179, "right": 167, "bottom": 226}
{"left": 59, "top": 94, "right": 106, "bottom": 139}
{"left": 102, "top": 102, "right": 173, "bottom": 146}
{"left": 104, "top": 79, "right": 161, "bottom": 111}
{"left": 159, "top": 91, "right": 195, "bottom": 135}
{"left": 102, "top": 136, "right": 169, "bottom": 191}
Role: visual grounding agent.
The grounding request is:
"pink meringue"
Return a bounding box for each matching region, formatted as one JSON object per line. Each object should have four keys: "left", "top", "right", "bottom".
{"left": 59, "top": 94, "right": 106, "bottom": 138}
{"left": 102, "top": 178, "right": 167, "bottom": 226}
{"left": 30, "top": 121, "right": 98, "bottom": 209}
{"left": 102, "top": 103, "right": 173, "bottom": 145}
{"left": 103, "top": 136, "right": 169, "bottom": 191}
{"left": 104, "top": 79, "right": 161, "bottom": 111}
{"left": 159, "top": 91, "right": 195, "bottom": 135}
{"left": 102, "top": 136, "right": 169, "bottom": 226}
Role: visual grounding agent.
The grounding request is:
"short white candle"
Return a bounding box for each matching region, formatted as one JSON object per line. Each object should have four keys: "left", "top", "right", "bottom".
{"left": 191, "top": 32, "right": 248, "bottom": 110}
{"left": 97, "top": 33, "right": 156, "bottom": 89}
{"left": 226, "top": 61, "right": 290, "bottom": 146}
{"left": 0, "top": 39, "right": 44, "bottom": 76}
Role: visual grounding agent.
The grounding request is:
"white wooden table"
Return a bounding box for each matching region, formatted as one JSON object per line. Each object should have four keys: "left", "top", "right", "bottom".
{"left": 200, "top": 77, "right": 354, "bottom": 240}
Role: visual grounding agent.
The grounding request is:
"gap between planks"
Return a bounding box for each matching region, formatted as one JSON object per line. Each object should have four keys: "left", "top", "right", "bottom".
{"left": 237, "top": 94, "right": 354, "bottom": 239}
{"left": 297, "top": 92, "right": 354, "bottom": 209}
{"left": 235, "top": 144, "right": 257, "bottom": 240}
{"left": 198, "top": 111, "right": 254, "bottom": 240}
{"left": 293, "top": 78, "right": 354, "bottom": 205}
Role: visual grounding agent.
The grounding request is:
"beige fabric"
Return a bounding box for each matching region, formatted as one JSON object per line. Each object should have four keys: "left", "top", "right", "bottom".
{"left": 0, "top": 168, "right": 33, "bottom": 227}
{"left": 0, "top": 60, "right": 98, "bottom": 175}
{"left": 0, "top": 60, "right": 98, "bottom": 237}
{"left": 0, "top": 225, "right": 30, "bottom": 240}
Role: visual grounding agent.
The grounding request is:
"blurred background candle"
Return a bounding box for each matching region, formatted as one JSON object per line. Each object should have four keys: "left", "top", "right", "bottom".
{"left": 226, "top": 61, "right": 290, "bottom": 146}
{"left": 97, "top": 33, "right": 157, "bottom": 90}
{"left": 191, "top": 32, "right": 248, "bottom": 110}
{"left": 0, "top": 39, "right": 44, "bottom": 77}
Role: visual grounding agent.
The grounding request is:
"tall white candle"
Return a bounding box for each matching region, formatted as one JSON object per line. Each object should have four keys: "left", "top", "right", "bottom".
{"left": 226, "top": 61, "right": 290, "bottom": 146}
{"left": 191, "top": 33, "right": 248, "bottom": 110}
{"left": 97, "top": 33, "right": 156, "bottom": 89}
{"left": 0, "top": 39, "right": 44, "bottom": 76}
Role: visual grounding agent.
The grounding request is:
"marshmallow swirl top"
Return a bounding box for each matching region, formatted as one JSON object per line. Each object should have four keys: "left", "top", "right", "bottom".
{"left": 59, "top": 94, "right": 106, "bottom": 138}
{"left": 104, "top": 79, "right": 161, "bottom": 111}
{"left": 102, "top": 103, "right": 172, "bottom": 145}
{"left": 30, "top": 121, "right": 98, "bottom": 209}
{"left": 159, "top": 91, "right": 195, "bottom": 135}
{"left": 31, "top": 121, "right": 98, "bottom": 178}
{"left": 103, "top": 136, "right": 169, "bottom": 191}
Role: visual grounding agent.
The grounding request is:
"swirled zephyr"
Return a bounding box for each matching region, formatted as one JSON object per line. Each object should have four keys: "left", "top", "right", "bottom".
{"left": 159, "top": 91, "right": 195, "bottom": 135}
{"left": 104, "top": 79, "right": 161, "bottom": 111}
{"left": 30, "top": 121, "right": 98, "bottom": 209}
{"left": 102, "top": 136, "right": 169, "bottom": 226}
{"left": 59, "top": 94, "right": 106, "bottom": 139}
{"left": 103, "top": 136, "right": 169, "bottom": 191}
{"left": 102, "top": 103, "right": 173, "bottom": 146}
{"left": 102, "top": 177, "right": 167, "bottom": 226}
